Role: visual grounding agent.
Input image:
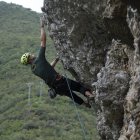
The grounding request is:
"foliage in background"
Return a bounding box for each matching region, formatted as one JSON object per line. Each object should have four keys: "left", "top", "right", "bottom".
{"left": 0, "top": 2, "right": 99, "bottom": 140}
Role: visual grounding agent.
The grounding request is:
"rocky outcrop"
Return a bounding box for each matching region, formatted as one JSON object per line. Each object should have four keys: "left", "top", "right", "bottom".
{"left": 42, "top": 0, "right": 140, "bottom": 139}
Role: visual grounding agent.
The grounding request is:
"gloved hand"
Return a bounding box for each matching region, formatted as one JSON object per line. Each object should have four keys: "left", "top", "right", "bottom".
{"left": 40, "top": 16, "right": 45, "bottom": 27}
{"left": 56, "top": 56, "right": 59, "bottom": 61}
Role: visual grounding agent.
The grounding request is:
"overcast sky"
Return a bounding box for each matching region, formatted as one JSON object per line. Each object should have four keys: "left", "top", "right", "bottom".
{"left": 0, "top": 0, "right": 44, "bottom": 13}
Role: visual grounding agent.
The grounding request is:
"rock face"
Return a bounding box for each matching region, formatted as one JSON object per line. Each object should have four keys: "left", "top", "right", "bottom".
{"left": 43, "top": 0, "right": 140, "bottom": 139}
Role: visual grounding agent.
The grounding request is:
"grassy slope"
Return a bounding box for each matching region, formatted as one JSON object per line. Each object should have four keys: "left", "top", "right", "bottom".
{"left": 0, "top": 2, "right": 98, "bottom": 140}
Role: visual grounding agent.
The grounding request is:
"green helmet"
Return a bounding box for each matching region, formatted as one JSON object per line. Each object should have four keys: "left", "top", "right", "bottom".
{"left": 21, "top": 53, "right": 30, "bottom": 65}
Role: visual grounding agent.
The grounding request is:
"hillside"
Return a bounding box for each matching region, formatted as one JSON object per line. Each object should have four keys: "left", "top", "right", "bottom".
{"left": 0, "top": 2, "right": 98, "bottom": 140}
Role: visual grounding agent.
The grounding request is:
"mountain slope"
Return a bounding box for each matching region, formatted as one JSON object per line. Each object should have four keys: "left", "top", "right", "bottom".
{"left": 0, "top": 2, "right": 98, "bottom": 140}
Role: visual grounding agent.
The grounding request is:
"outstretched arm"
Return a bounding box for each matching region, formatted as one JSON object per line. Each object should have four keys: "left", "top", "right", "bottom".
{"left": 40, "top": 17, "right": 46, "bottom": 47}
{"left": 51, "top": 57, "right": 59, "bottom": 67}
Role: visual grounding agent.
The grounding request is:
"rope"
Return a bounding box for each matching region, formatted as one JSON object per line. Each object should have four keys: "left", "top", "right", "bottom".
{"left": 63, "top": 68, "right": 88, "bottom": 140}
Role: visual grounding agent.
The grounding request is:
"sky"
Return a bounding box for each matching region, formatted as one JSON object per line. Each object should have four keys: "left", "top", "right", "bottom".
{"left": 0, "top": 0, "right": 44, "bottom": 13}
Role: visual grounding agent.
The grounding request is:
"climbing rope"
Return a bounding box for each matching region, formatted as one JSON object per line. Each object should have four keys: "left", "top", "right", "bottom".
{"left": 63, "top": 68, "right": 88, "bottom": 140}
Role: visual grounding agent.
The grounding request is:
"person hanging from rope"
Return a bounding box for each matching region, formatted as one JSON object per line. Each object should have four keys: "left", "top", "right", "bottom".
{"left": 20, "top": 16, "right": 94, "bottom": 108}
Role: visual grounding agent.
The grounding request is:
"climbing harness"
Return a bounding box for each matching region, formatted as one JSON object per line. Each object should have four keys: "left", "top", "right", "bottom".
{"left": 63, "top": 67, "right": 88, "bottom": 140}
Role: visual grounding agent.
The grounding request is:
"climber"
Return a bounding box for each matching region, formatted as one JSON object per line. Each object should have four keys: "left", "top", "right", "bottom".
{"left": 20, "top": 17, "right": 94, "bottom": 108}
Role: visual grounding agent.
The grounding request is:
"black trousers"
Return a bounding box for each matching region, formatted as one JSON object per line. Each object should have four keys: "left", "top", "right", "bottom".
{"left": 53, "top": 76, "right": 90, "bottom": 105}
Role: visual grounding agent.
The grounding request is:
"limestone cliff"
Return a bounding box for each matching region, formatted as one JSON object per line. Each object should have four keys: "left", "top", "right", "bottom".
{"left": 42, "top": 0, "right": 140, "bottom": 139}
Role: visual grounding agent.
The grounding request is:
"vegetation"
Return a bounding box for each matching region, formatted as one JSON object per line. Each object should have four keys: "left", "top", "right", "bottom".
{"left": 0, "top": 2, "right": 99, "bottom": 140}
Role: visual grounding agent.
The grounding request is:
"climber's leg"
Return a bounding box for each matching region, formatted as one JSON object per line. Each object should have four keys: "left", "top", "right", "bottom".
{"left": 69, "top": 79, "right": 95, "bottom": 98}
{"left": 65, "top": 90, "right": 91, "bottom": 108}
{"left": 53, "top": 77, "right": 85, "bottom": 104}
{"left": 65, "top": 90, "right": 84, "bottom": 105}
